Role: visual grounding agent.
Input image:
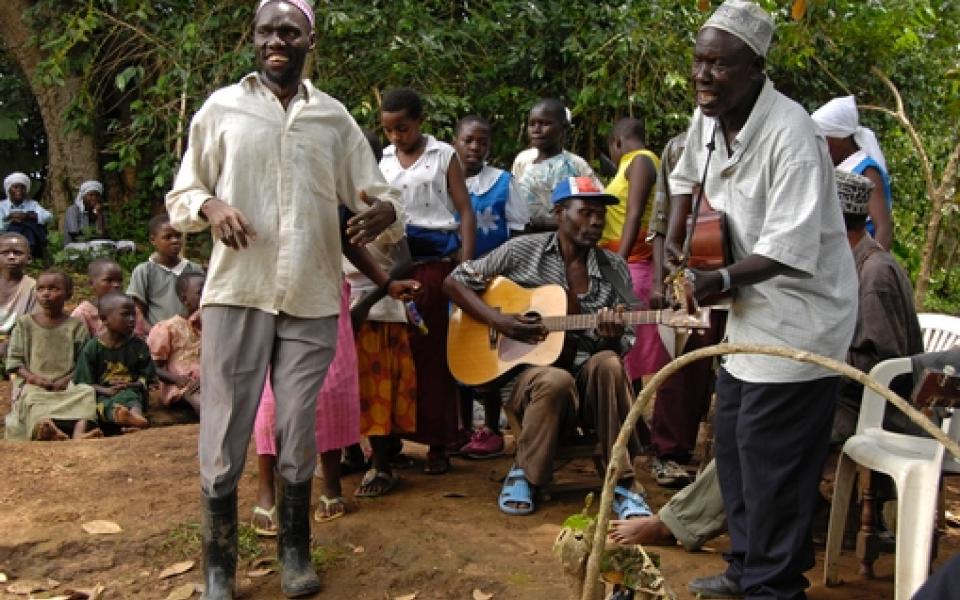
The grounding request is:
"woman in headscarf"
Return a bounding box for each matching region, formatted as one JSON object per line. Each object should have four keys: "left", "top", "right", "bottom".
{"left": 2, "top": 172, "right": 53, "bottom": 259}
{"left": 63, "top": 180, "right": 107, "bottom": 244}
{"left": 811, "top": 95, "right": 894, "bottom": 250}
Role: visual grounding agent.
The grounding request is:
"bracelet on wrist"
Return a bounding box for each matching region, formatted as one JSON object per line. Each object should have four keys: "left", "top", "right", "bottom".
{"left": 382, "top": 277, "right": 395, "bottom": 291}
{"left": 718, "top": 268, "right": 732, "bottom": 292}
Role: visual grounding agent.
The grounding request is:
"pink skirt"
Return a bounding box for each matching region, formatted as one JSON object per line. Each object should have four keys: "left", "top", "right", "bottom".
{"left": 253, "top": 281, "right": 360, "bottom": 455}
{"left": 622, "top": 258, "right": 670, "bottom": 381}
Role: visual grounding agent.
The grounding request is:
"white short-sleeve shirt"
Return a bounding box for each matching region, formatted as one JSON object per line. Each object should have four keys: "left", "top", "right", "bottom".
{"left": 670, "top": 78, "right": 857, "bottom": 383}
{"left": 380, "top": 135, "right": 458, "bottom": 231}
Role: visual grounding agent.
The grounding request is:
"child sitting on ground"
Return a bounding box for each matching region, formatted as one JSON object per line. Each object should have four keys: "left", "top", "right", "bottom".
{"left": 0, "top": 232, "right": 37, "bottom": 358}
{"left": 147, "top": 272, "right": 203, "bottom": 416}
{"left": 4, "top": 270, "right": 98, "bottom": 441}
{"left": 127, "top": 214, "right": 203, "bottom": 333}
{"left": 74, "top": 291, "right": 157, "bottom": 430}
{"left": 511, "top": 98, "right": 596, "bottom": 231}
{"left": 71, "top": 257, "right": 124, "bottom": 337}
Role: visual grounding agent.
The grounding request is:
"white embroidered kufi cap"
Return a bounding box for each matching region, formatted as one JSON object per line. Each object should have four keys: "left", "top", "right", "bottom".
{"left": 702, "top": 0, "right": 775, "bottom": 58}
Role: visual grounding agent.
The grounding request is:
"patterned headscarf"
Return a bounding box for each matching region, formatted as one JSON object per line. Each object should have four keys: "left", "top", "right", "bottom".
{"left": 255, "top": 0, "right": 315, "bottom": 31}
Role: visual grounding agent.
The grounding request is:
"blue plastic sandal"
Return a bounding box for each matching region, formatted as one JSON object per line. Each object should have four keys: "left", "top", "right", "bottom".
{"left": 612, "top": 485, "right": 652, "bottom": 520}
{"left": 499, "top": 466, "right": 535, "bottom": 516}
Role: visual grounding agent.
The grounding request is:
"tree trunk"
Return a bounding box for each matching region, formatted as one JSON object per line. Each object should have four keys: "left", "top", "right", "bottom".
{"left": 0, "top": 0, "right": 99, "bottom": 220}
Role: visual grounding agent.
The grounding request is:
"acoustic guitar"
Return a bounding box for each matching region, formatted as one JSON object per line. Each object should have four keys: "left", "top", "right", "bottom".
{"left": 447, "top": 276, "right": 711, "bottom": 386}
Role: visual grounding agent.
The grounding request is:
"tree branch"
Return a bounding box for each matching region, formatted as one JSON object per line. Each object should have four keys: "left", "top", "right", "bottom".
{"left": 581, "top": 343, "right": 960, "bottom": 600}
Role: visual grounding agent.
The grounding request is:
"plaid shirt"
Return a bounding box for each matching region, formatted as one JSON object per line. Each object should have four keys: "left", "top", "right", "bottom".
{"left": 449, "top": 232, "right": 634, "bottom": 367}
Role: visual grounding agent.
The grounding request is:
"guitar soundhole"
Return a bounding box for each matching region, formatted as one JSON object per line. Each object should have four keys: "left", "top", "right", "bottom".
{"left": 498, "top": 311, "right": 543, "bottom": 361}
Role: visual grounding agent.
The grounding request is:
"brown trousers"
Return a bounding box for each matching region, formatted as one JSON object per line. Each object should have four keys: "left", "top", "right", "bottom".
{"left": 507, "top": 350, "right": 643, "bottom": 487}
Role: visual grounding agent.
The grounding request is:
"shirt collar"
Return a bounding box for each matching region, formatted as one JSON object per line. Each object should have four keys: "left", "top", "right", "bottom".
{"left": 241, "top": 72, "right": 312, "bottom": 102}
{"left": 544, "top": 233, "right": 605, "bottom": 280}
{"left": 150, "top": 255, "right": 190, "bottom": 275}
{"left": 466, "top": 164, "right": 502, "bottom": 196}
{"left": 716, "top": 77, "right": 776, "bottom": 159}
{"left": 383, "top": 134, "right": 442, "bottom": 159}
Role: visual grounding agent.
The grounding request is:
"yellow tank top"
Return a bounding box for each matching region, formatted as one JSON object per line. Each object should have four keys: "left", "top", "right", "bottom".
{"left": 601, "top": 149, "right": 660, "bottom": 261}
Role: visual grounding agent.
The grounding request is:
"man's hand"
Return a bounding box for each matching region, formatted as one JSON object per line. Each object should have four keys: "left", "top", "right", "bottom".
{"left": 494, "top": 313, "right": 548, "bottom": 344}
{"left": 596, "top": 305, "right": 626, "bottom": 340}
{"left": 200, "top": 197, "right": 257, "bottom": 250}
{"left": 8, "top": 211, "right": 35, "bottom": 224}
{"left": 386, "top": 279, "right": 421, "bottom": 301}
{"left": 345, "top": 191, "right": 396, "bottom": 245}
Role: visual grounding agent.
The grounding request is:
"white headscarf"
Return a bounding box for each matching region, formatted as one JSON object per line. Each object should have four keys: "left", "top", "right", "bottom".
{"left": 811, "top": 95, "right": 888, "bottom": 173}
{"left": 3, "top": 172, "right": 31, "bottom": 200}
{"left": 75, "top": 180, "right": 104, "bottom": 210}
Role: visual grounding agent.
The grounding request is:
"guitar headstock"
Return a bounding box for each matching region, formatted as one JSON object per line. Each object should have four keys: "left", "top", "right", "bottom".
{"left": 660, "top": 306, "right": 712, "bottom": 330}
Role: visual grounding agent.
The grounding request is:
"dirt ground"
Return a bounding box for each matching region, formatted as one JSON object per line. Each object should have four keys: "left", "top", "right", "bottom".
{"left": 1, "top": 387, "right": 958, "bottom": 600}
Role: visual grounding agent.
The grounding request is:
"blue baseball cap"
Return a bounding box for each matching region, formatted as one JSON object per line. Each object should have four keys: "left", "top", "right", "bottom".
{"left": 550, "top": 176, "right": 619, "bottom": 206}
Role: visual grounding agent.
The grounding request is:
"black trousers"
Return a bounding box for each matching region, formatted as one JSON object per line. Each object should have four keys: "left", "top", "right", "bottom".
{"left": 913, "top": 554, "right": 960, "bottom": 600}
{"left": 715, "top": 368, "right": 838, "bottom": 599}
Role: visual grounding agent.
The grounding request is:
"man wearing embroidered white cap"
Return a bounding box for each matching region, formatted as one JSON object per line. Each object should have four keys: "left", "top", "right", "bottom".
{"left": 812, "top": 95, "right": 894, "bottom": 250}
{"left": 166, "top": 0, "right": 402, "bottom": 597}
{"left": 667, "top": 1, "right": 857, "bottom": 597}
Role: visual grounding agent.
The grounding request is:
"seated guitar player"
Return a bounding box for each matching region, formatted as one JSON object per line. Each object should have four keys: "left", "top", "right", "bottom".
{"left": 443, "top": 176, "right": 651, "bottom": 517}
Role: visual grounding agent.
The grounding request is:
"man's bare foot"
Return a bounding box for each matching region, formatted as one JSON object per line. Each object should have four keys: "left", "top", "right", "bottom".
{"left": 114, "top": 406, "right": 149, "bottom": 428}
{"left": 34, "top": 419, "right": 69, "bottom": 441}
{"left": 609, "top": 515, "right": 676, "bottom": 546}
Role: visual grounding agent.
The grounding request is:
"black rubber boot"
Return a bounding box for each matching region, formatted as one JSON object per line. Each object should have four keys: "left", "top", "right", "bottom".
{"left": 201, "top": 491, "right": 237, "bottom": 600}
{"left": 277, "top": 478, "right": 322, "bottom": 598}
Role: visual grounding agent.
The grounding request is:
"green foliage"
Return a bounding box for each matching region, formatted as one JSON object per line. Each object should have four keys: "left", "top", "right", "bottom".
{"left": 0, "top": 50, "right": 46, "bottom": 180}
{"left": 15, "top": 0, "right": 960, "bottom": 311}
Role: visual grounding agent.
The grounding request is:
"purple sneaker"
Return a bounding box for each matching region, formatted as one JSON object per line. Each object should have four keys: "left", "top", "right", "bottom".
{"left": 461, "top": 428, "right": 505, "bottom": 459}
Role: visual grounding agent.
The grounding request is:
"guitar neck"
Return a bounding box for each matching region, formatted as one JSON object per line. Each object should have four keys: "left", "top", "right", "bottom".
{"left": 540, "top": 311, "right": 661, "bottom": 332}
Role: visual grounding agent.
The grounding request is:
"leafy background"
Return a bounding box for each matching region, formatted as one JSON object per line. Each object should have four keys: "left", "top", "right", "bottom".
{"left": 1, "top": 0, "right": 958, "bottom": 310}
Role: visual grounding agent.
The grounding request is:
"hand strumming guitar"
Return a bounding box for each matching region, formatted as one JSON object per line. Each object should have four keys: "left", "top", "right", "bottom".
{"left": 493, "top": 313, "right": 548, "bottom": 345}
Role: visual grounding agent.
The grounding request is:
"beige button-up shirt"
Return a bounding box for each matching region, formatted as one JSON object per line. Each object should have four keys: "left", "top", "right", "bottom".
{"left": 167, "top": 73, "right": 402, "bottom": 319}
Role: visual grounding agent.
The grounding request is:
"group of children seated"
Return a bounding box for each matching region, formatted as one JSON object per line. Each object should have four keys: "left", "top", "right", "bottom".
{"left": 1, "top": 213, "right": 205, "bottom": 441}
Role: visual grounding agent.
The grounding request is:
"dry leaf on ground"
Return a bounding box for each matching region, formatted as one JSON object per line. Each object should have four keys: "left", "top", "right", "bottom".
{"left": 0, "top": 573, "right": 7, "bottom": 583}
{"left": 164, "top": 582, "right": 197, "bottom": 600}
{"left": 394, "top": 593, "right": 418, "bottom": 600}
{"left": 250, "top": 557, "right": 275, "bottom": 569}
{"left": 6, "top": 577, "right": 59, "bottom": 594}
{"left": 352, "top": 545, "right": 365, "bottom": 554}
{"left": 81, "top": 520, "right": 122, "bottom": 535}
{"left": 472, "top": 590, "right": 494, "bottom": 600}
{"left": 247, "top": 568, "right": 275, "bottom": 578}
{"left": 158, "top": 561, "right": 195, "bottom": 579}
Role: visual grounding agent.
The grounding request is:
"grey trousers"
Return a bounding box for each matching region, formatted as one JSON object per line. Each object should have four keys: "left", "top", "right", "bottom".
{"left": 199, "top": 306, "right": 337, "bottom": 497}
{"left": 659, "top": 458, "right": 726, "bottom": 551}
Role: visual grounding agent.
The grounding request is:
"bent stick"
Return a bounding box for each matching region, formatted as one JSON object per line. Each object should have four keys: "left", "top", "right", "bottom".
{"left": 581, "top": 343, "right": 960, "bottom": 600}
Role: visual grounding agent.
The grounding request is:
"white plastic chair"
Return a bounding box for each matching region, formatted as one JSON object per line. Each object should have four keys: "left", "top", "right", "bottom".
{"left": 917, "top": 313, "right": 960, "bottom": 473}
{"left": 918, "top": 313, "right": 960, "bottom": 353}
{"left": 823, "top": 357, "right": 946, "bottom": 600}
